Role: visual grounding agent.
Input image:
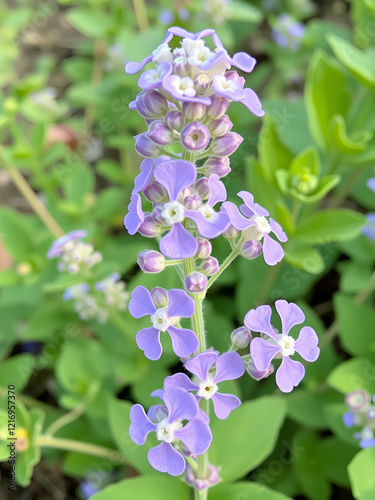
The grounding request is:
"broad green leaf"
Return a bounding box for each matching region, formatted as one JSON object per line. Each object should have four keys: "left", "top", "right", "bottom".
{"left": 0, "top": 208, "right": 35, "bottom": 261}
{"left": 0, "top": 354, "right": 35, "bottom": 392}
{"left": 66, "top": 9, "right": 113, "bottom": 38}
{"left": 92, "top": 475, "right": 190, "bottom": 500}
{"left": 228, "top": 1, "right": 262, "bottom": 22}
{"left": 329, "top": 115, "right": 371, "bottom": 154}
{"left": 348, "top": 447, "right": 375, "bottom": 500}
{"left": 294, "top": 209, "right": 366, "bottom": 244}
{"left": 258, "top": 116, "right": 293, "bottom": 181}
{"left": 335, "top": 294, "right": 375, "bottom": 356}
{"left": 22, "top": 301, "right": 69, "bottom": 341}
{"left": 290, "top": 146, "right": 320, "bottom": 176}
{"left": 209, "top": 481, "right": 293, "bottom": 500}
{"left": 328, "top": 356, "right": 375, "bottom": 394}
{"left": 324, "top": 403, "right": 359, "bottom": 447}
{"left": 62, "top": 162, "right": 95, "bottom": 203}
{"left": 15, "top": 408, "right": 44, "bottom": 487}
{"left": 319, "top": 437, "right": 356, "bottom": 488}
{"left": 286, "top": 390, "right": 328, "bottom": 429}
{"left": 285, "top": 243, "right": 325, "bottom": 274}
{"left": 209, "top": 397, "right": 286, "bottom": 481}
{"left": 305, "top": 51, "right": 350, "bottom": 151}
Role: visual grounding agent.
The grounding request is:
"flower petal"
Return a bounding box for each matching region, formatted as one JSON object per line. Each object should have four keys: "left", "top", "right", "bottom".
{"left": 244, "top": 305, "right": 278, "bottom": 339}
{"left": 133, "top": 159, "right": 154, "bottom": 193}
{"left": 164, "top": 373, "right": 198, "bottom": 392}
{"left": 136, "top": 327, "right": 162, "bottom": 360}
{"left": 154, "top": 160, "right": 197, "bottom": 201}
{"left": 159, "top": 223, "right": 198, "bottom": 259}
{"left": 129, "top": 286, "right": 156, "bottom": 318}
{"left": 163, "top": 387, "right": 199, "bottom": 423}
{"left": 294, "top": 326, "right": 320, "bottom": 362}
{"left": 270, "top": 218, "right": 288, "bottom": 242}
{"left": 185, "top": 351, "right": 218, "bottom": 382}
{"left": 167, "top": 289, "right": 195, "bottom": 318}
{"left": 167, "top": 326, "right": 199, "bottom": 358}
{"left": 238, "top": 191, "right": 269, "bottom": 217}
{"left": 263, "top": 233, "right": 284, "bottom": 266}
{"left": 250, "top": 337, "right": 281, "bottom": 371}
{"left": 343, "top": 412, "right": 354, "bottom": 428}
{"left": 148, "top": 441, "right": 186, "bottom": 476}
{"left": 125, "top": 55, "right": 153, "bottom": 75}
{"left": 174, "top": 418, "right": 212, "bottom": 455}
{"left": 186, "top": 209, "right": 230, "bottom": 239}
{"left": 124, "top": 193, "right": 144, "bottom": 235}
{"left": 213, "top": 351, "right": 245, "bottom": 384}
{"left": 231, "top": 52, "right": 257, "bottom": 73}
{"left": 212, "top": 393, "right": 241, "bottom": 419}
{"left": 276, "top": 357, "right": 305, "bottom": 393}
{"left": 208, "top": 174, "right": 227, "bottom": 207}
{"left": 129, "top": 404, "right": 156, "bottom": 445}
{"left": 275, "top": 300, "right": 305, "bottom": 336}
{"left": 240, "top": 88, "right": 265, "bottom": 117}
{"left": 222, "top": 201, "right": 252, "bottom": 230}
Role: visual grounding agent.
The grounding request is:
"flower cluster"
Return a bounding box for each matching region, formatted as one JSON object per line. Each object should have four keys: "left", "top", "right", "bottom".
{"left": 272, "top": 14, "right": 306, "bottom": 52}
{"left": 343, "top": 390, "right": 375, "bottom": 448}
{"left": 47, "top": 232, "right": 129, "bottom": 323}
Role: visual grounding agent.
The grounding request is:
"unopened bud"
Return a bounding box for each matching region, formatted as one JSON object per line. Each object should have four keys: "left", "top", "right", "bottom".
{"left": 138, "top": 214, "right": 163, "bottom": 237}
{"left": 165, "top": 110, "right": 184, "bottom": 131}
{"left": 143, "top": 180, "right": 167, "bottom": 203}
{"left": 181, "top": 122, "right": 210, "bottom": 151}
{"left": 231, "top": 326, "right": 252, "bottom": 349}
{"left": 195, "top": 238, "right": 212, "bottom": 259}
{"left": 206, "top": 95, "right": 229, "bottom": 119}
{"left": 223, "top": 224, "right": 239, "bottom": 239}
{"left": 246, "top": 358, "right": 274, "bottom": 381}
{"left": 241, "top": 240, "right": 263, "bottom": 260}
{"left": 138, "top": 250, "right": 165, "bottom": 273}
{"left": 200, "top": 257, "right": 219, "bottom": 276}
{"left": 135, "top": 90, "right": 168, "bottom": 118}
{"left": 211, "top": 132, "right": 243, "bottom": 157}
{"left": 194, "top": 177, "right": 209, "bottom": 200}
{"left": 151, "top": 286, "right": 169, "bottom": 307}
{"left": 184, "top": 194, "right": 202, "bottom": 210}
{"left": 182, "top": 102, "right": 206, "bottom": 121}
{"left": 135, "top": 133, "right": 161, "bottom": 158}
{"left": 147, "top": 121, "right": 174, "bottom": 146}
{"left": 204, "top": 156, "right": 231, "bottom": 177}
{"left": 208, "top": 115, "right": 233, "bottom": 137}
{"left": 185, "top": 272, "right": 207, "bottom": 293}
{"left": 194, "top": 74, "right": 210, "bottom": 94}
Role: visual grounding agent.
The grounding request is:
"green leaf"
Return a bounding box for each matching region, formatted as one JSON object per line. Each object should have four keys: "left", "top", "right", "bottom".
{"left": 92, "top": 475, "right": 190, "bottom": 500}
{"left": 294, "top": 209, "right": 366, "bottom": 244}
{"left": 328, "top": 356, "right": 375, "bottom": 394}
{"left": 0, "top": 354, "right": 35, "bottom": 392}
{"left": 324, "top": 403, "right": 359, "bottom": 447}
{"left": 286, "top": 390, "right": 328, "bottom": 429}
{"left": 66, "top": 9, "right": 113, "bottom": 38}
{"left": 209, "top": 397, "right": 286, "bottom": 481}
{"left": 0, "top": 208, "right": 35, "bottom": 261}
{"left": 209, "top": 481, "right": 293, "bottom": 500}
{"left": 258, "top": 116, "right": 293, "bottom": 181}
{"left": 327, "top": 34, "right": 375, "bottom": 88}
{"left": 62, "top": 162, "right": 95, "bottom": 202}
{"left": 329, "top": 114, "right": 371, "bottom": 154}
{"left": 228, "top": 1, "right": 262, "bottom": 22}
{"left": 319, "top": 437, "right": 356, "bottom": 488}
{"left": 290, "top": 146, "right": 320, "bottom": 176}
{"left": 348, "top": 447, "right": 375, "bottom": 500}
{"left": 22, "top": 301, "right": 69, "bottom": 341}
{"left": 334, "top": 294, "right": 375, "bottom": 356}
{"left": 30, "top": 123, "right": 46, "bottom": 150}
{"left": 285, "top": 243, "right": 325, "bottom": 274}
{"left": 305, "top": 51, "right": 350, "bottom": 152}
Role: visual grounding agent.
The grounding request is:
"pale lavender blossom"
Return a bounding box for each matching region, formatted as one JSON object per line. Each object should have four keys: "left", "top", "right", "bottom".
{"left": 247, "top": 300, "right": 320, "bottom": 393}
{"left": 367, "top": 177, "right": 375, "bottom": 193}
{"left": 164, "top": 351, "right": 245, "bottom": 419}
{"left": 343, "top": 391, "right": 375, "bottom": 448}
{"left": 47, "top": 230, "right": 87, "bottom": 259}
{"left": 272, "top": 14, "right": 306, "bottom": 52}
{"left": 362, "top": 213, "right": 375, "bottom": 240}
{"left": 129, "top": 387, "right": 212, "bottom": 476}
{"left": 186, "top": 463, "right": 220, "bottom": 490}
{"left": 128, "top": 285, "right": 199, "bottom": 360}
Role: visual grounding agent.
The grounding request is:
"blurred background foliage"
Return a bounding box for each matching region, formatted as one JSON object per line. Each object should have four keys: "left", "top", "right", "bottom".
{"left": 0, "top": 0, "right": 374, "bottom": 498}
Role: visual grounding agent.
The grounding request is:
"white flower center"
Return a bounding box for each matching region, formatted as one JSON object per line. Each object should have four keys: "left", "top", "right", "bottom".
{"left": 214, "top": 75, "right": 236, "bottom": 91}
{"left": 243, "top": 215, "right": 271, "bottom": 241}
{"left": 197, "top": 374, "right": 218, "bottom": 400}
{"left": 152, "top": 43, "right": 173, "bottom": 64}
{"left": 198, "top": 204, "right": 215, "bottom": 220}
{"left": 151, "top": 307, "right": 172, "bottom": 332}
{"left": 161, "top": 201, "right": 186, "bottom": 225}
{"left": 277, "top": 334, "right": 295, "bottom": 357}
{"left": 181, "top": 38, "right": 205, "bottom": 55}
{"left": 188, "top": 47, "right": 212, "bottom": 66}
{"left": 156, "top": 418, "right": 183, "bottom": 443}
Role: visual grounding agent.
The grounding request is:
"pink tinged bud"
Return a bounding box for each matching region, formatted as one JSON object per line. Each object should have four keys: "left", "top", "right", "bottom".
{"left": 194, "top": 177, "right": 209, "bottom": 200}
{"left": 206, "top": 95, "right": 229, "bottom": 119}
{"left": 185, "top": 272, "right": 207, "bottom": 293}
{"left": 135, "top": 133, "right": 161, "bottom": 158}
{"left": 201, "top": 257, "right": 219, "bottom": 276}
{"left": 211, "top": 132, "right": 244, "bottom": 157}
{"left": 174, "top": 57, "right": 189, "bottom": 77}
{"left": 182, "top": 102, "right": 206, "bottom": 121}
{"left": 181, "top": 122, "right": 210, "bottom": 151}
{"left": 196, "top": 238, "right": 212, "bottom": 259}
{"left": 204, "top": 156, "right": 231, "bottom": 177}
{"left": 178, "top": 186, "right": 194, "bottom": 203}
{"left": 231, "top": 326, "right": 252, "bottom": 349}
{"left": 165, "top": 110, "right": 184, "bottom": 131}
{"left": 194, "top": 74, "right": 210, "bottom": 94}
{"left": 138, "top": 214, "right": 163, "bottom": 237}
{"left": 345, "top": 390, "right": 370, "bottom": 411}
{"left": 147, "top": 120, "right": 174, "bottom": 146}
{"left": 241, "top": 240, "right": 263, "bottom": 260}
{"left": 151, "top": 286, "right": 169, "bottom": 307}
{"left": 246, "top": 359, "right": 274, "bottom": 381}
{"left": 184, "top": 194, "right": 202, "bottom": 210}
{"left": 143, "top": 180, "right": 167, "bottom": 203}
{"left": 225, "top": 70, "right": 245, "bottom": 87}
{"left": 224, "top": 224, "right": 239, "bottom": 239}
{"left": 135, "top": 90, "right": 168, "bottom": 118}
{"left": 186, "top": 464, "right": 220, "bottom": 491}
{"left": 151, "top": 204, "right": 167, "bottom": 224}
{"left": 138, "top": 250, "right": 165, "bottom": 273}
{"left": 208, "top": 115, "right": 233, "bottom": 137}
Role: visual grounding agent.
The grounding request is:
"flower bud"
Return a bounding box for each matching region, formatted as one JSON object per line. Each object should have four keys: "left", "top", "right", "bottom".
{"left": 206, "top": 95, "right": 229, "bottom": 119}
{"left": 223, "top": 224, "right": 239, "bottom": 239}
{"left": 165, "top": 110, "right": 184, "bottom": 131}
{"left": 173, "top": 48, "right": 187, "bottom": 58}
{"left": 151, "top": 204, "right": 167, "bottom": 224}
{"left": 184, "top": 194, "right": 202, "bottom": 210}
{"left": 211, "top": 132, "right": 243, "bottom": 157}
{"left": 196, "top": 238, "right": 212, "bottom": 259}
{"left": 208, "top": 115, "right": 233, "bottom": 137}
{"left": 181, "top": 122, "right": 210, "bottom": 151}
{"left": 204, "top": 156, "right": 231, "bottom": 177}
{"left": 345, "top": 390, "right": 370, "bottom": 411}
{"left": 182, "top": 102, "right": 206, "bottom": 121}
{"left": 241, "top": 240, "right": 263, "bottom": 260}
{"left": 151, "top": 286, "right": 169, "bottom": 307}
{"left": 368, "top": 408, "right": 375, "bottom": 420}
{"left": 200, "top": 257, "right": 219, "bottom": 276}
{"left": 231, "top": 326, "right": 252, "bottom": 349}
{"left": 194, "top": 177, "right": 209, "bottom": 200}
{"left": 135, "top": 90, "right": 168, "bottom": 118}
{"left": 185, "top": 272, "right": 207, "bottom": 293}
{"left": 225, "top": 70, "right": 245, "bottom": 87}
{"left": 135, "top": 133, "right": 161, "bottom": 157}
{"left": 178, "top": 186, "right": 194, "bottom": 203}
{"left": 147, "top": 121, "right": 174, "bottom": 146}
{"left": 174, "top": 56, "right": 189, "bottom": 77}
{"left": 194, "top": 74, "right": 210, "bottom": 94}
{"left": 186, "top": 464, "right": 220, "bottom": 491}
{"left": 246, "top": 358, "right": 274, "bottom": 381}
{"left": 143, "top": 180, "right": 167, "bottom": 203}
{"left": 138, "top": 214, "right": 163, "bottom": 237}
{"left": 138, "top": 250, "right": 165, "bottom": 273}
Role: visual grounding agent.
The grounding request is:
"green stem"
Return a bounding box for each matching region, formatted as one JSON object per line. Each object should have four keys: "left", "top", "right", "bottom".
{"left": 84, "top": 41, "right": 105, "bottom": 134}
{"left": 45, "top": 404, "right": 85, "bottom": 436}
{"left": 206, "top": 247, "right": 240, "bottom": 291}
{"left": 37, "top": 435, "right": 127, "bottom": 464}
{"left": 291, "top": 200, "right": 303, "bottom": 226}
{"left": 256, "top": 263, "right": 282, "bottom": 306}
{"left": 132, "top": 0, "right": 149, "bottom": 31}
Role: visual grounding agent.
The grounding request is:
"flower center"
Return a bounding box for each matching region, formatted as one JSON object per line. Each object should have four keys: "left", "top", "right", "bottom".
{"left": 197, "top": 374, "right": 218, "bottom": 400}
{"left": 161, "top": 201, "right": 185, "bottom": 225}
{"left": 198, "top": 204, "right": 215, "bottom": 220}
{"left": 150, "top": 307, "right": 172, "bottom": 332}
{"left": 277, "top": 334, "right": 295, "bottom": 357}
{"left": 156, "top": 418, "right": 183, "bottom": 443}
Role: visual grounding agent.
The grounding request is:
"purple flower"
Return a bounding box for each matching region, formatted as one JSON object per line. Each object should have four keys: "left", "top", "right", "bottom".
{"left": 367, "top": 177, "right": 375, "bottom": 193}
{"left": 124, "top": 193, "right": 145, "bottom": 235}
{"left": 212, "top": 74, "right": 264, "bottom": 117}
{"left": 362, "top": 213, "right": 375, "bottom": 240}
{"left": 164, "top": 351, "right": 245, "bottom": 419}
{"left": 181, "top": 122, "right": 210, "bottom": 151}
{"left": 247, "top": 300, "right": 320, "bottom": 393}
{"left": 223, "top": 191, "right": 287, "bottom": 266}
{"left": 272, "top": 14, "right": 306, "bottom": 52}
{"left": 128, "top": 286, "right": 199, "bottom": 360}
{"left": 129, "top": 387, "right": 212, "bottom": 476}
{"left": 47, "top": 230, "right": 87, "bottom": 259}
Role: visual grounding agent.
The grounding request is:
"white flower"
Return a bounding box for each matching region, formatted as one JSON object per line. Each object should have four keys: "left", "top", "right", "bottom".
{"left": 152, "top": 43, "right": 173, "bottom": 64}
{"left": 168, "top": 75, "right": 196, "bottom": 97}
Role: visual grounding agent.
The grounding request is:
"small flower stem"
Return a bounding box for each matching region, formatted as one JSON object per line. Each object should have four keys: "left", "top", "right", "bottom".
{"left": 206, "top": 247, "right": 240, "bottom": 291}
{"left": 37, "top": 435, "right": 127, "bottom": 464}
{"left": 0, "top": 149, "right": 64, "bottom": 238}
{"left": 132, "top": 0, "right": 149, "bottom": 32}
{"left": 45, "top": 404, "right": 85, "bottom": 436}
{"left": 84, "top": 40, "right": 105, "bottom": 134}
